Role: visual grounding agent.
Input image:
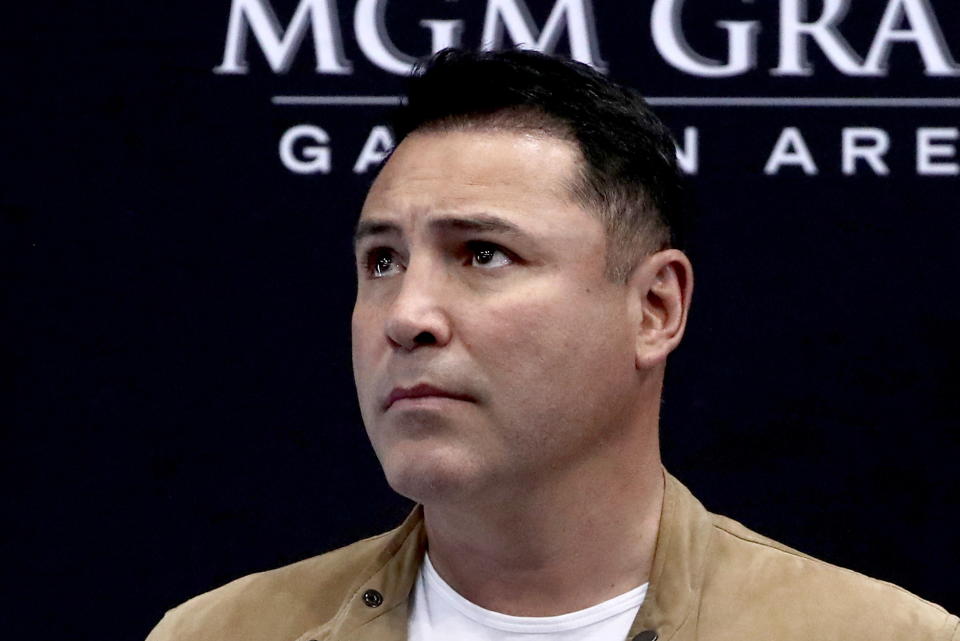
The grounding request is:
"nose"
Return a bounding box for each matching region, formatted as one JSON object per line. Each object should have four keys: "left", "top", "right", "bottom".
{"left": 384, "top": 262, "right": 452, "bottom": 351}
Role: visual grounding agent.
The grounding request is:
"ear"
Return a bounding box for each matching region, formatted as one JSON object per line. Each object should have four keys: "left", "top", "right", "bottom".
{"left": 628, "top": 249, "right": 694, "bottom": 370}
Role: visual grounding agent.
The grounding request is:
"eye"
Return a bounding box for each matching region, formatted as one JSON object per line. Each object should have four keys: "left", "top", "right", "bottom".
{"left": 365, "top": 247, "right": 404, "bottom": 278}
{"left": 467, "top": 241, "right": 513, "bottom": 269}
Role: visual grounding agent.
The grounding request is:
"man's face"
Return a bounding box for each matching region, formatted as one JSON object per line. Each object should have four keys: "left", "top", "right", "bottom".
{"left": 352, "top": 129, "right": 642, "bottom": 504}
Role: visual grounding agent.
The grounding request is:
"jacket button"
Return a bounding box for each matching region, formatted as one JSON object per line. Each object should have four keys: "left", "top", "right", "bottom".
{"left": 632, "top": 631, "right": 658, "bottom": 641}
{"left": 362, "top": 589, "right": 384, "bottom": 608}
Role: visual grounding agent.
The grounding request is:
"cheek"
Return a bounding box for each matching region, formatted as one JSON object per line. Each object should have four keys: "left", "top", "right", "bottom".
{"left": 351, "top": 305, "right": 381, "bottom": 407}
{"left": 456, "top": 289, "right": 634, "bottom": 466}
{"left": 350, "top": 308, "right": 368, "bottom": 361}
{"left": 351, "top": 299, "right": 385, "bottom": 357}
{"left": 465, "top": 288, "right": 634, "bottom": 397}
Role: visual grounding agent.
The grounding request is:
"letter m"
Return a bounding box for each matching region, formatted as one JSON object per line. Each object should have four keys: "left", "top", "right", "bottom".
{"left": 481, "top": 0, "right": 605, "bottom": 69}
{"left": 214, "top": 0, "right": 351, "bottom": 74}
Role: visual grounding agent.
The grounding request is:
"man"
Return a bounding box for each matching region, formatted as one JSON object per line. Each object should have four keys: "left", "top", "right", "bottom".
{"left": 147, "top": 49, "right": 957, "bottom": 641}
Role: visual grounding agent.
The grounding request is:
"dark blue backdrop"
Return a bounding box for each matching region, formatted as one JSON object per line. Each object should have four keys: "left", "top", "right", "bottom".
{"left": 5, "top": 1, "right": 959, "bottom": 638}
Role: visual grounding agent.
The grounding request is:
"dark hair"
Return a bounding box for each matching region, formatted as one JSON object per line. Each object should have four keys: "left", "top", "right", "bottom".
{"left": 390, "top": 48, "right": 684, "bottom": 281}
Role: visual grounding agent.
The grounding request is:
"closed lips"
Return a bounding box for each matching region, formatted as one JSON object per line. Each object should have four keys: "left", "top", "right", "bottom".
{"left": 384, "top": 384, "right": 475, "bottom": 410}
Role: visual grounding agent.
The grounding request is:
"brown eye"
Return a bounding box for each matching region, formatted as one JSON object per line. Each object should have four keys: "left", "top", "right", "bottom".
{"left": 367, "top": 248, "right": 401, "bottom": 278}
{"left": 467, "top": 242, "right": 513, "bottom": 269}
{"left": 474, "top": 247, "right": 496, "bottom": 264}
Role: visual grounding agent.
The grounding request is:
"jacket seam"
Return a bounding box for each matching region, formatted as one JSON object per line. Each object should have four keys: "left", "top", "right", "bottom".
{"left": 941, "top": 614, "right": 959, "bottom": 641}
{"left": 711, "top": 521, "right": 951, "bottom": 614}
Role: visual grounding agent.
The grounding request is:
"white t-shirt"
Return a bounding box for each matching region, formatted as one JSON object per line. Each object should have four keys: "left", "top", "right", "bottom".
{"left": 408, "top": 553, "right": 647, "bottom": 641}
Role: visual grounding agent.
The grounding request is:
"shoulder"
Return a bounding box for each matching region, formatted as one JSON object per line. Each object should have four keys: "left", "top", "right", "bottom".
{"left": 702, "top": 511, "right": 958, "bottom": 641}
{"left": 145, "top": 527, "right": 403, "bottom": 641}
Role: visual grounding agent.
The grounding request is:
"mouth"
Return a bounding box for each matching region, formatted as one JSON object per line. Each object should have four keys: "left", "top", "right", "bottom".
{"left": 383, "top": 383, "right": 475, "bottom": 411}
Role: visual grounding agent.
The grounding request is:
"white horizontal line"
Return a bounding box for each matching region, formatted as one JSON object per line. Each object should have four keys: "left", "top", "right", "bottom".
{"left": 646, "top": 97, "right": 960, "bottom": 107}
{"left": 272, "top": 95, "right": 960, "bottom": 108}
{"left": 272, "top": 95, "right": 403, "bottom": 105}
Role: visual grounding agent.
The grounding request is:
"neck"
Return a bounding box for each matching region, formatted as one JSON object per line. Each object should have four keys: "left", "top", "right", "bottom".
{"left": 421, "top": 415, "right": 664, "bottom": 617}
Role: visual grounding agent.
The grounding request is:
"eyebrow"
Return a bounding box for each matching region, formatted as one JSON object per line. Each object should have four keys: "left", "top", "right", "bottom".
{"left": 353, "top": 214, "right": 526, "bottom": 247}
{"left": 353, "top": 220, "right": 400, "bottom": 247}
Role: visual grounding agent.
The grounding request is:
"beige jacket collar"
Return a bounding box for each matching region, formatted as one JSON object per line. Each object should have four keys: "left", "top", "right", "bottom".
{"left": 304, "top": 472, "right": 708, "bottom": 641}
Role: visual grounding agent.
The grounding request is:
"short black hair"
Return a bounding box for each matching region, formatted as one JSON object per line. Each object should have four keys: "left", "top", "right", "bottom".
{"left": 390, "top": 48, "right": 684, "bottom": 281}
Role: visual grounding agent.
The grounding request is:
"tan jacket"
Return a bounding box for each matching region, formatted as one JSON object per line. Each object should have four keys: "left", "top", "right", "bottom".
{"left": 147, "top": 473, "right": 958, "bottom": 641}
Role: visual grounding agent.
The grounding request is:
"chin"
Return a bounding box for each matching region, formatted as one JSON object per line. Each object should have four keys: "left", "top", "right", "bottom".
{"left": 380, "top": 447, "right": 481, "bottom": 505}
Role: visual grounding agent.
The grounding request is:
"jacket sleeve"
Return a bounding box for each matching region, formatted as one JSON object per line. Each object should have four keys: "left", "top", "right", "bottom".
{"left": 145, "top": 607, "right": 188, "bottom": 641}
{"left": 144, "top": 611, "right": 171, "bottom": 641}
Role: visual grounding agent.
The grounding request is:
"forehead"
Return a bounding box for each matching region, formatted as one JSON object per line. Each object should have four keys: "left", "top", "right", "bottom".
{"left": 359, "top": 129, "right": 591, "bottom": 236}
